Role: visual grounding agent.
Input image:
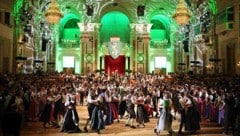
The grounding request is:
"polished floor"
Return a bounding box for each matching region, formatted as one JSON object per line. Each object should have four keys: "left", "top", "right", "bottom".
{"left": 20, "top": 105, "right": 226, "bottom": 136}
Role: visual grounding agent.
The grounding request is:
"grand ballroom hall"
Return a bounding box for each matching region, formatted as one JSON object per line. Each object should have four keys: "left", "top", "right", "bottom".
{"left": 0, "top": 0, "right": 240, "bottom": 136}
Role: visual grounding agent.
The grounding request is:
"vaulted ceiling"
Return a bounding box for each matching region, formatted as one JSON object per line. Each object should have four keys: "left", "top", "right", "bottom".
{"left": 53, "top": 0, "right": 207, "bottom": 23}
{"left": 16, "top": 0, "right": 211, "bottom": 25}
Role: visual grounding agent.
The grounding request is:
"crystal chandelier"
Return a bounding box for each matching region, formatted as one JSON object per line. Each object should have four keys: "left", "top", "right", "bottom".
{"left": 45, "top": 0, "right": 63, "bottom": 24}
{"left": 173, "top": 0, "right": 191, "bottom": 25}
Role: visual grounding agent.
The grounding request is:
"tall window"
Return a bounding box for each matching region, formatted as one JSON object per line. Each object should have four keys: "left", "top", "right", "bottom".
{"left": 63, "top": 56, "right": 75, "bottom": 68}
{"left": 155, "top": 56, "right": 166, "bottom": 68}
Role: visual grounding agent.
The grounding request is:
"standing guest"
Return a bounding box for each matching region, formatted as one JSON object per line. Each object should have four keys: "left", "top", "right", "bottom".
{"left": 109, "top": 90, "right": 120, "bottom": 123}
{"left": 90, "top": 89, "right": 105, "bottom": 134}
{"left": 38, "top": 87, "right": 46, "bottom": 117}
{"left": 79, "top": 86, "right": 86, "bottom": 106}
{"left": 52, "top": 89, "right": 62, "bottom": 128}
{"left": 196, "top": 91, "right": 203, "bottom": 118}
{"left": 223, "top": 91, "right": 236, "bottom": 135}
{"left": 83, "top": 88, "right": 98, "bottom": 133}
{"left": 15, "top": 91, "right": 25, "bottom": 128}
{"left": 234, "top": 92, "right": 240, "bottom": 136}
{"left": 105, "top": 89, "right": 113, "bottom": 125}
{"left": 28, "top": 88, "right": 38, "bottom": 122}
{"left": 155, "top": 86, "right": 161, "bottom": 118}
{"left": 186, "top": 91, "right": 201, "bottom": 133}
{"left": 74, "top": 83, "right": 81, "bottom": 106}
{"left": 39, "top": 90, "right": 54, "bottom": 129}
{"left": 151, "top": 90, "right": 158, "bottom": 118}
{"left": 184, "top": 93, "right": 195, "bottom": 132}
{"left": 59, "top": 88, "right": 67, "bottom": 126}
{"left": 171, "top": 90, "right": 181, "bottom": 119}
{"left": 2, "top": 91, "right": 22, "bottom": 136}
{"left": 178, "top": 92, "right": 186, "bottom": 135}
{"left": 118, "top": 85, "right": 127, "bottom": 118}
{"left": 136, "top": 92, "right": 149, "bottom": 128}
{"left": 144, "top": 94, "right": 154, "bottom": 117}
{"left": 204, "top": 96, "right": 212, "bottom": 120}
{"left": 218, "top": 99, "right": 225, "bottom": 126}
{"left": 0, "top": 87, "right": 5, "bottom": 131}
{"left": 125, "top": 90, "right": 136, "bottom": 128}
{"left": 61, "top": 89, "right": 81, "bottom": 133}
{"left": 154, "top": 92, "right": 173, "bottom": 136}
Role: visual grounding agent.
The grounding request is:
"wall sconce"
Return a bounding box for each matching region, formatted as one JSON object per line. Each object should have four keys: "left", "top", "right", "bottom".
{"left": 237, "top": 61, "right": 240, "bottom": 68}
{"left": 206, "top": 63, "right": 214, "bottom": 70}
{"left": 17, "top": 35, "right": 25, "bottom": 56}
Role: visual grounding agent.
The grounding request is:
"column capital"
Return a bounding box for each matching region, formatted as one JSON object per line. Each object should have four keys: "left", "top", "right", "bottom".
{"left": 135, "top": 23, "right": 153, "bottom": 34}
{"left": 78, "top": 23, "right": 96, "bottom": 32}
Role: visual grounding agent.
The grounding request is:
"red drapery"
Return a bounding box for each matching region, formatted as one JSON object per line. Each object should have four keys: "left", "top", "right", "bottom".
{"left": 105, "top": 55, "right": 125, "bottom": 75}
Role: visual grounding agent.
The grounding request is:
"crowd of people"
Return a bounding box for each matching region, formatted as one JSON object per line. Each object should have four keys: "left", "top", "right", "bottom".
{"left": 0, "top": 71, "right": 240, "bottom": 136}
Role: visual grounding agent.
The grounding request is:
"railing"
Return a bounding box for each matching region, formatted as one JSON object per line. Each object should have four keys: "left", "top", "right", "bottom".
{"left": 150, "top": 39, "right": 170, "bottom": 49}
{"left": 59, "top": 39, "right": 80, "bottom": 48}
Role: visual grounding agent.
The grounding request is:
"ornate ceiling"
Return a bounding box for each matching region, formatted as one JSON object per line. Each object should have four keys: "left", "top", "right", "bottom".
{"left": 18, "top": 0, "right": 208, "bottom": 24}
{"left": 13, "top": 0, "right": 213, "bottom": 46}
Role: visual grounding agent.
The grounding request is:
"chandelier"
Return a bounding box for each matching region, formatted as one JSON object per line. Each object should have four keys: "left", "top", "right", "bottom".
{"left": 45, "top": 0, "right": 63, "bottom": 24}
{"left": 173, "top": 0, "right": 191, "bottom": 25}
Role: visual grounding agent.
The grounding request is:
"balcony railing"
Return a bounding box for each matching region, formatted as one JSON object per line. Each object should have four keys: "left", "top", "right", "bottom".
{"left": 150, "top": 39, "right": 170, "bottom": 49}
{"left": 59, "top": 39, "right": 80, "bottom": 48}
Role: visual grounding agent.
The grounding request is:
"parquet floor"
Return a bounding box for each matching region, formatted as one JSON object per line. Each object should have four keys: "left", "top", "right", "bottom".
{"left": 20, "top": 105, "right": 226, "bottom": 136}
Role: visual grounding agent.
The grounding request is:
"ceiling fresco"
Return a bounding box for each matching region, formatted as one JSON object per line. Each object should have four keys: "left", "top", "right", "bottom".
{"left": 14, "top": 0, "right": 215, "bottom": 24}
{"left": 13, "top": 0, "right": 216, "bottom": 47}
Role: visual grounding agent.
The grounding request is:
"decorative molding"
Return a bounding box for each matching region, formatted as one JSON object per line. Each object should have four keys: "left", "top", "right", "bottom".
{"left": 137, "top": 53, "right": 144, "bottom": 63}
{"left": 108, "top": 37, "right": 122, "bottom": 59}
{"left": 135, "top": 23, "right": 153, "bottom": 34}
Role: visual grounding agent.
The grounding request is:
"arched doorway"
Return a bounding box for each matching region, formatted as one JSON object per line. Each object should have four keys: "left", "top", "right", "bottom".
{"left": 56, "top": 13, "right": 81, "bottom": 73}
{"left": 149, "top": 14, "right": 174, "bottom": 74}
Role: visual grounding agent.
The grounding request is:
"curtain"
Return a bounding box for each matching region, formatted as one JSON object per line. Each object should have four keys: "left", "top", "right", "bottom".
{"left": 104, "top": 55, "right": 125, "bottom": 75}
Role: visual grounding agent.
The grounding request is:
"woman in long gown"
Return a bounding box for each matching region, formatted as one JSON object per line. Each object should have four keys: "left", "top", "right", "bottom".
{"left": 28, "top": 89, "right": 38, "bottom": 121}
{"left": 61, "top": 89, "right": 81, "bottom": 133}
{"left": 136, "top": 92, "right": 149, "bottom": 128}
{"left": 118, "top": 85, "right": 127, "bottom": 118}
{"left": 90, "top": 89, "right": 105, "bottom": 134}
{"left": 144, "top": 94, "right": 154, "bottom": 117}
{"left": 105, "top": 90, "right": 113, "bottom": 125}
{"left": 155, "top": 92, "right": 173, "bottom": 136}
{"left": 83, "top": 88, "right": 98, "bottom": 133}
{"left": 109, "top": 90, "right": 120, "bottom": 123}
{"left": 39, "top": 90, "right": 54, "bottom": 129}
{"left": 185, "top": 92, "right": 200, "bottom": 133}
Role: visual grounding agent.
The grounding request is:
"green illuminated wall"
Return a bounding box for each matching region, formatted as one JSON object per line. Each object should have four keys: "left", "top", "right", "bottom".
{"left": 56, "top": 13, "right": 81, "bottom": 73}
{"left": 150, "top": 30, "right": 166, "bottom": 40}
{"left": 148, "top": 14, "right": 174, "bottom": 74}
{"left": 100, "top": 11, "right": 130, "bottom": 43}
{"left": 12, "top": 0, "right": 218, "bottom": 74}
